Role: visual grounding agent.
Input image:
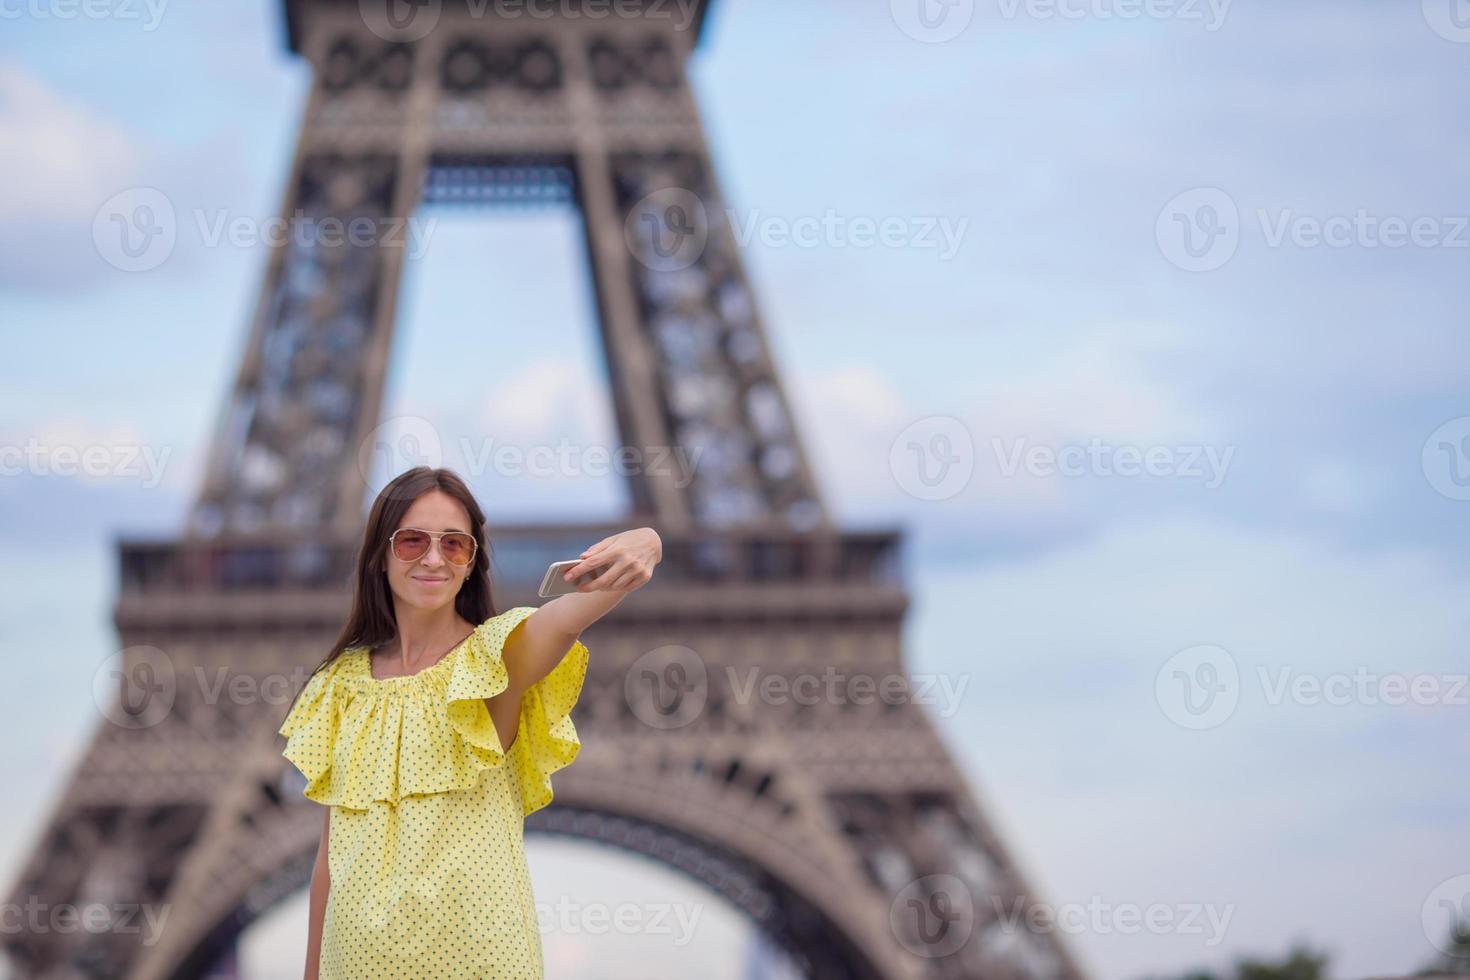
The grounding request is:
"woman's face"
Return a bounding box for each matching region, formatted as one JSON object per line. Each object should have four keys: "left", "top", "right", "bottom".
{"left": 384, "top": 489, "right": 475, "bottom": 611}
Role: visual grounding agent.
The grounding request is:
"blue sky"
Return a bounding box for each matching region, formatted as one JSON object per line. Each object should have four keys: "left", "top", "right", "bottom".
{"left": 2, "top": 1, "right": 1468, "bottom": 977}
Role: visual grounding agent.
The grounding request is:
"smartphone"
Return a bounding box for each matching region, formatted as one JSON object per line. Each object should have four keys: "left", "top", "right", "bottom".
{"left": 537, "top": 559, "right": 596, "bottom": 598}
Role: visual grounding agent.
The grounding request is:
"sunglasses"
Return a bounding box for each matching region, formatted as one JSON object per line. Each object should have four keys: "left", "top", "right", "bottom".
{"left": 387, "top": 527, "right": 478, "bottom": 567}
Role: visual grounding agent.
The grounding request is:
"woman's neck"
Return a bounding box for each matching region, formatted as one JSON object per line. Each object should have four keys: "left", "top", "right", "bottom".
{"left": 380, "top": 603, "right": 474, "bottom": 669}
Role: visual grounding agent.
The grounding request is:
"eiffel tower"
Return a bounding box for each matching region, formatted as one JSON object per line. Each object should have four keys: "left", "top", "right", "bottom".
{"left": 3, "top": 3, "right": 1090, "bottom": 978}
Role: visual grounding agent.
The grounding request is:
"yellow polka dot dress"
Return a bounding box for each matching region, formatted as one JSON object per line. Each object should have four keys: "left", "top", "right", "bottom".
{"left": 277, "top": 606, "right": 589, "bottom": 979}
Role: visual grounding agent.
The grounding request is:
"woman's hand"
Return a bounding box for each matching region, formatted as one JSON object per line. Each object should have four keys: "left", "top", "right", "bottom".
{"left": 564, "top": 527, "right": 662, "bottom": 594}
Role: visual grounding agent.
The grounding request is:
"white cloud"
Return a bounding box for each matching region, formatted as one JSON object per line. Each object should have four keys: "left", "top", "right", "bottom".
{"left": 0, "top": 63, "right": 144, "bottom": 222}
{"left": 0, "top": 417, "right": 180, "bottom": 490}
{"left": 478, "top": 358, "right": 605, "bottom": 442}
{"left": 975, "top": 320, "right": 1217, "bottom": 445}
{"left": 791, "top": 320, "right": 1220, "bottom": 519}
{"left": 1297, "top": 456, "right": 1388, "bottom": 516}
{"left": 0, "top": 62, "right": 155, "bottom": 290}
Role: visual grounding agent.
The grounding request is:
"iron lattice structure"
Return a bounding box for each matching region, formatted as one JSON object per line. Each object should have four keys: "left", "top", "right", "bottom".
{"left": 3, "top": 3, "right": 1089, "bottom": 978}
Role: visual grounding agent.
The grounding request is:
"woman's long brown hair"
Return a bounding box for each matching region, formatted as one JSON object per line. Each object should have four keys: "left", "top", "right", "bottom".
{"left": 283, "top": 466, "right": 499, "bottom": 715}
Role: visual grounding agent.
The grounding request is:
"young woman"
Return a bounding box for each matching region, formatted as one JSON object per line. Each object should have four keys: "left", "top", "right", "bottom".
{"left": 277, "top": 466, "right": 661, "bottom": 979}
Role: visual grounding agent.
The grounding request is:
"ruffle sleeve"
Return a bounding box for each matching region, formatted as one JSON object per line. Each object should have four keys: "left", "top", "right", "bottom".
{"left": 448, "top": 605, "right": 590, "bottom": 818}
{"left": 277, "top": 655, "right": 350, "bottom": 804}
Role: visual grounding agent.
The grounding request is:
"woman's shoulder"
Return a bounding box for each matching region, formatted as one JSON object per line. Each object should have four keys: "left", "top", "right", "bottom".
{"left": 328, "top": 643, "right": 371, "bottom": 674}
{"left": 475, "top": 605, "right": 538, "bottom": 636}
